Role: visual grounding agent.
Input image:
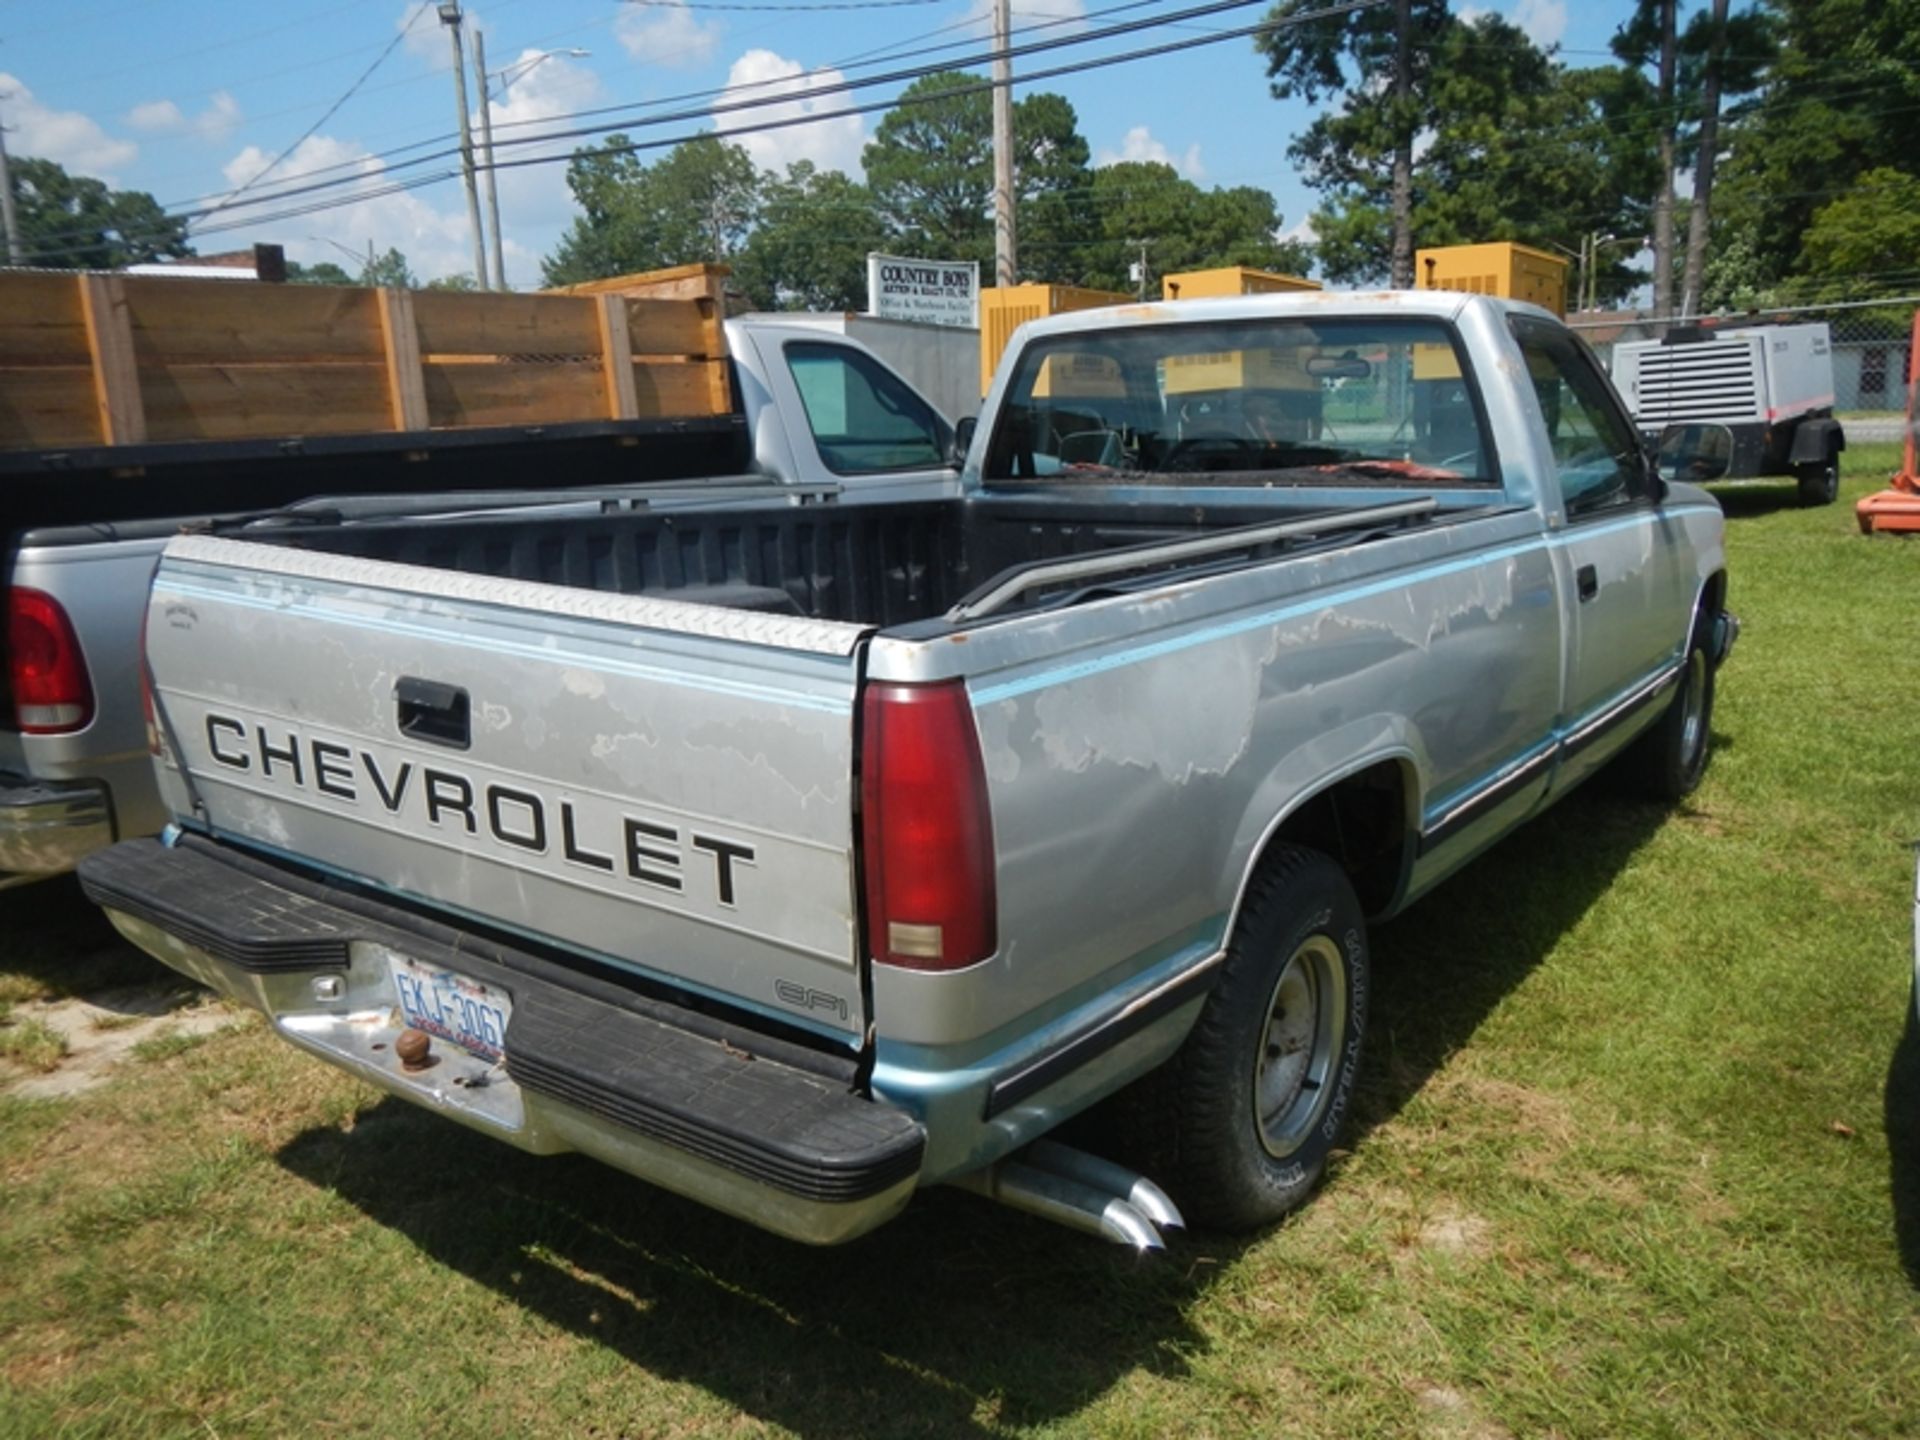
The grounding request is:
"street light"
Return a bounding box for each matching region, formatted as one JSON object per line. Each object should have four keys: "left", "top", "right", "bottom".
{"left": 473, "top": 42, "right": 590, "bottom": 290}
{"left": 490, "top": 48, "right": 589, "bottom": 97}
{"left": 439, "top": 2, "right": 489, "bottom": 289}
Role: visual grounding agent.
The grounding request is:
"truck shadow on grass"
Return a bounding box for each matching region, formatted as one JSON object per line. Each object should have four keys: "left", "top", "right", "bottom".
{"left": 1350, "top": 782, "right": 1674, "bottom": 1156}
{"left": 1883, "top": 999, "right": 1920, "bottom": 1289}
{"left": 1708, "top": 481, "right": 1818, "bottom": 520}
{"left": 274, "top": 782, "right": 1678, "bottom": 1437}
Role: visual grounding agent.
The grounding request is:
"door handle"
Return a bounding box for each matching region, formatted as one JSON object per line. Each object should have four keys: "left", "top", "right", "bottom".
{"left": 1576, "top": 564, "right": 1599, "bottom": 602}
{"left": 396, "top": 676, "right": 471, "bottom": 750}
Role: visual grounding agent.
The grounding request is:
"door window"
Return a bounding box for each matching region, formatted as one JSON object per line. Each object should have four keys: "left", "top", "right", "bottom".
{"left": 786, "top": 341, "right": 949, "bottom": 475}
{"left": 1509, "top": 317, "right": 1649, "bottom": 517}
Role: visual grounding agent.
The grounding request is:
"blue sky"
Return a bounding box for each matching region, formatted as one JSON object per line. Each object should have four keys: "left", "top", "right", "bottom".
{"left": 0, "top": 0, "right": 1647, "bottom": 288}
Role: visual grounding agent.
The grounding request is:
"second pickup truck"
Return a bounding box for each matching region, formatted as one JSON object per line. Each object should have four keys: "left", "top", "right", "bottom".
{"left": 82, "top": 292, "right": 1736, "bottom": 1249}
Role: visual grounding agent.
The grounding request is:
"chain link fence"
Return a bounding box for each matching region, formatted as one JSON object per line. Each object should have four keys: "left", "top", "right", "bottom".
{"left": 1570, "top": 298, "right": 1918, "bottom": 435}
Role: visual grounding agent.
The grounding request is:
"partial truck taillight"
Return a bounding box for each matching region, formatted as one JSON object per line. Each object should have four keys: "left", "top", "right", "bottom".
{"left": 6, "top": 587, "right": 94, "bottom": 734}
{"left": 860, "top": 679, "right": 997, "bottom": 972}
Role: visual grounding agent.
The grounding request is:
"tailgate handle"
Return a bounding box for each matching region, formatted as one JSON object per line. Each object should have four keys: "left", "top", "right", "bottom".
{"left": 395, "top": 677, "right": 471, "bottom": 750}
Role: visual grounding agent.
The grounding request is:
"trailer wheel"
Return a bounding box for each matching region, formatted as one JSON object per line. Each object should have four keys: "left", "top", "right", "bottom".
{"left": 1136, "top": 844, "right": 1369, "bottom": 1231}
{"left": 1622, "top": 615, "right": 1716, "bottom": 801}
{"left": 1796, "top": 443, "right": 1839, "bottom": 506}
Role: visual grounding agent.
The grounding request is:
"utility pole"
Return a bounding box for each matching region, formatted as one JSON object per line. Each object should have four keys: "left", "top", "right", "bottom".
{"left": 0, "top": 99, "right": 22, "bottom": 267}
{"left": 472, "top": 28, "right": 505, "bottom": 290}
{"left": 439, "top": 2, "right": 489, "bottom": 289}
{"left": 990, "top": 0, "right": 1016, "bottom": 286}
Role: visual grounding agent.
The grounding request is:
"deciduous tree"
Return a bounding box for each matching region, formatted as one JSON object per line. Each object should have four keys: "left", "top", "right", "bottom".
{"left": 734, "top": 162, "right": 887, "bottom": 311}
{"left": 861, "top": 73, "right": 1090, "bottom": 273}
{"left": 543, "top": 136, "right": 761, "bottom": 286}
{"left": 11, "top": 156, "right": 191, "bottom": 269}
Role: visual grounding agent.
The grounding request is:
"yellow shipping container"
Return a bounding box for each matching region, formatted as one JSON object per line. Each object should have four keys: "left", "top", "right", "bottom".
{"left": 979, "top": 283, "right": 1131, "bottom": 394}
{"left": 1414, "top": 242, "right": 1568, "bottom": 316}
{"left": 1161, "top": 267, "right": 1321, "bottom": 301}
{"left": 1412, "top": 242, "right": 1569, "bottom": 379}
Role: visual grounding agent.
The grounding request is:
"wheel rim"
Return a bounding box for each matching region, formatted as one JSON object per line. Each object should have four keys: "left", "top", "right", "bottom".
{"left": 1254, "top": 935, "right": 1347, "bottom": 1159}
{"left": 1679, "top": 647, "right": 1708, "bottom": 762}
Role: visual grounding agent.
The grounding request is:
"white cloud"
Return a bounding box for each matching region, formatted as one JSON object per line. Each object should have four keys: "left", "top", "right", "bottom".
{"left": 712, "top": 51, "right": 866, "bottom": 177}
{"left": 220, "top": 134, "right": 479, "bottom": 283}
{"left": 0, "top": 72, "right": 136, "bottom": 177}
{"left": 127, "top": 91, "right": 242, "bottom": 141}
{"left": 1095, "top": 126, "right": 1204, "bottom": 180}
{"left": 128, "top": 100, "right": 185, "bottom": 133}
{"left": 213, "top": 51, "right": 602, "bottom": 290}
{"left": 1509, "top": 0, "right": 1567, "bottom": 48}
{"left": 615, "top": 1, "right": 724, "bottom": 69}
{"left": 1461, "top": 1, "right": 1564, "bottom": 48}
{"left": 480, "top": 51, "right": 606, "bottom": 273}
{"left": 1278, "top": 216, "right": 1315, "bottom": 247}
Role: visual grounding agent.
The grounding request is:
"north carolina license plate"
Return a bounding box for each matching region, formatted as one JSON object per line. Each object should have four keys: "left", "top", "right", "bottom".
{"left": 388, "top": 955, "right": 512, "bottom": 1064}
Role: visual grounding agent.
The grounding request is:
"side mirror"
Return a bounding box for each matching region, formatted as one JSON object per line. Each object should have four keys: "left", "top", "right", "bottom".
{"left": 1655, "top": 421, "right": 1732, "bottom": 484}
{"left": 950, "top": 415, "right": 978, "bottom": 468}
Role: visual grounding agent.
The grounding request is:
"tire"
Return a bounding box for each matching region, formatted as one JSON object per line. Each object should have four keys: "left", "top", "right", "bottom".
{"left": 1796, "top": 443, "right": 1839, "bottom": 507}
{"left": 1133, "top": 844, "right": 1369, "bottom": 1232}
{"left": 1622, "top": 616, "right": 1716, "bottom": 801}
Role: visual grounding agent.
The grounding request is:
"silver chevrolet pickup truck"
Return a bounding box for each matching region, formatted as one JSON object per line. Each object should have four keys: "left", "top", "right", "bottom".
{"left": 80, "top": 293, "right": 1736, "bottom": 1249}
{"left": 2, "top": 319, "right": 958, "bottom": 889}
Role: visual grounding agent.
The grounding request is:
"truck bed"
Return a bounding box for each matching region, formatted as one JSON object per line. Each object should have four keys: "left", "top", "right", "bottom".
{"left": 244, "top": 493, "right": 1441, "bottom": 631}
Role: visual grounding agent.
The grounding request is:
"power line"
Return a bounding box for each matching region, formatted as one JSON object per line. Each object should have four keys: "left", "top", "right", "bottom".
{"left": 127, "top": 0, "right": 1172, "bottom": 220}
{"left": 97, "top": 0, "right": 1384, "bottom": 251}
{"left": 199, "top": 0, "right": 436, "bottom": 227}
{"left": 123, "top": 0, "right": 1296, "bottom": 235}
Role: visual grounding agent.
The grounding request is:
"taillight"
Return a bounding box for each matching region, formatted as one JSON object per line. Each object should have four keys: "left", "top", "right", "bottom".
{"left": 6, "top": 587, "right": 94, "bottom": 734}
{"left": 860, "top": 679, "right": 997, "bottom": 972}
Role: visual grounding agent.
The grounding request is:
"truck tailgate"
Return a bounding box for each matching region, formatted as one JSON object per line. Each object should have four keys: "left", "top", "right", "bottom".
{"left": 146, "top": 534, "right": 874, "bottom": 1043}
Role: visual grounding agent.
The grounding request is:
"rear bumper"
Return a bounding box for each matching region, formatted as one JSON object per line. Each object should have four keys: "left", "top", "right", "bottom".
{"left": 0, "top": 774, "right": 114, "bottom": 888}
{"left": 78, "top": 834, "right": 925, "bottom": 1245}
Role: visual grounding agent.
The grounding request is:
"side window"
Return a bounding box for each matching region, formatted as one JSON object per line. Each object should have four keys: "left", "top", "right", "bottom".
{"left": 1509, "top": 317, "right": 1647, "bottom": 517}
{"left": 786, "top": 342, "right": 948, "bottom": 476}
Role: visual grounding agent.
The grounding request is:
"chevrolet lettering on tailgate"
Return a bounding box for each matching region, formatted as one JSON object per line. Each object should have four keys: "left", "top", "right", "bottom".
{"left": 199, "top": 711, "right": 758, "bottom": 907}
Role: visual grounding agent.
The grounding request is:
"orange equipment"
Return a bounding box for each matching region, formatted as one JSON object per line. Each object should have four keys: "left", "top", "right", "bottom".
{"left": 1857, "top": 310, "right": 1920, "bottom": 534}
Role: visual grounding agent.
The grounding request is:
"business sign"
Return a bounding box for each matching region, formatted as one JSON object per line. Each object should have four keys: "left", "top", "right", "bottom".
{"left": 866, "top": 253, "right": 979, "bottom": 329}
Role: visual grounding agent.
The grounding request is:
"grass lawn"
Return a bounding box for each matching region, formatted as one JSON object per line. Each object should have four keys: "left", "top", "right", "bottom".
{"left": 3, "top": 451, "right": 1918, "bottom": 1438}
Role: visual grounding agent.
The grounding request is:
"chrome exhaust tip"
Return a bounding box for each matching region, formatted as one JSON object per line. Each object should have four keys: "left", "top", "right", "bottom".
{"left": 953, "top": 1142, "right": 1184, "bottom": 1252}
{"left": 1025, "top": 1139, "right": 1186, "bottom": 1234}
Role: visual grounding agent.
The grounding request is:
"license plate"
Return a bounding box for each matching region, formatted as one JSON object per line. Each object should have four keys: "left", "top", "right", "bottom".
{"left": 388, "top": 955, "right": 512, "bottom": 1064}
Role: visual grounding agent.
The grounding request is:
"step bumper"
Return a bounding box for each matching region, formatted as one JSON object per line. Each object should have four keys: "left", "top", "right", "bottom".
{"left": 78, "top": 834, "right": 924, "bottom": 1245}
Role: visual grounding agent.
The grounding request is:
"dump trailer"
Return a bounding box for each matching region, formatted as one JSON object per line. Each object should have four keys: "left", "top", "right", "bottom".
{"left": 1612, "top": 321, "right": 1846, "bottom": 506}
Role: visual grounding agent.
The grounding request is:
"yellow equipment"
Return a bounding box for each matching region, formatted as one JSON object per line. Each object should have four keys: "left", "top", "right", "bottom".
{"left": 1160, "top": 267, "right": 1320, "bottom": 301}
{"left": 1414, "top": 242, "right": 1568, "bottom": 316}
{"left": 979, "top": 283, "right": 1131, "bottom": 395}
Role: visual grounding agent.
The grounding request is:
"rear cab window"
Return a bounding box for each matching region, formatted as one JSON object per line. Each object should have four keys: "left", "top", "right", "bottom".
{"left": 982, "top": 316, "right": 1499, "bottom": 489}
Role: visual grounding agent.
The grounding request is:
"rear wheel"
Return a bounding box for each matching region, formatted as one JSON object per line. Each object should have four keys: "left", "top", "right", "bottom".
{"left": 1134, "top": 844, "right": 1369, "bottom": 1231}
{"left": 1796, "top": 442, "right": 1839, "bottom": 506}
